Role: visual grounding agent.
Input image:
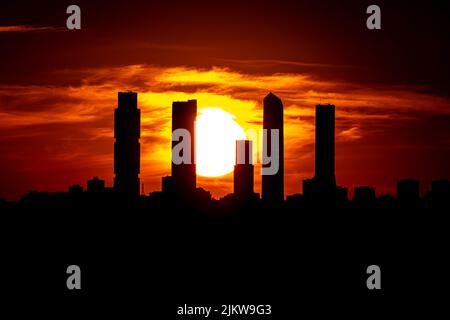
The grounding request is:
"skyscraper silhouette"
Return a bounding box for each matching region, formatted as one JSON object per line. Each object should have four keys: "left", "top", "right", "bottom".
{"left": 262, "top": 92, "right": 284, "bottom": 205}
{"left": 114, "top": 92, "right": 141, "bottom": 196}
{"left": 234, "top": 140, "right": 254, "bottom": 197}
{"left": 314, "top": 104, "right": 336, "bottom": 192}
{"left": 172, "top": 100, "right": 197, "bottom": 194}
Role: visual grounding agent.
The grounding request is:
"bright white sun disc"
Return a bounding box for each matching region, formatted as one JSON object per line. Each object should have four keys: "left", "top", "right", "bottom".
{"left": 196, "top": 108, "right": 246, "bottom": 177}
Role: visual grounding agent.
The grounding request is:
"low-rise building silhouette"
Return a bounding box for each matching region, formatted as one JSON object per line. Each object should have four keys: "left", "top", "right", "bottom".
{"left": 336, "top": 186, "right": 349, "bottom": 203}
{"left": 87, "top": 177, "right": 105, "bottom": 193}
{"left": 68, "top": 184, "right": 83, "bottom": 193}
{"left": 353, "top": 186, "right": 376, "bottom": 208}
{"left": 377, "top": 194, "right": 397, "bottom": 210}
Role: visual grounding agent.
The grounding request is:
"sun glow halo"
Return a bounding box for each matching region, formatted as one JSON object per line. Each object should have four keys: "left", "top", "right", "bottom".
{"left": 196, "top": 108, "right": 246, "bottom": 177}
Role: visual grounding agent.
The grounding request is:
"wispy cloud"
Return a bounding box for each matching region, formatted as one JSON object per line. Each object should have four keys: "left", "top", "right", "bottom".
{"left": 1, "top": 64, "right": 449, "bottom": 200}
{"left": 0, "top": 25, "right": 64, "bottom": 33}
{"left": 215, "top": 58, "right": 354, "bottom": 69}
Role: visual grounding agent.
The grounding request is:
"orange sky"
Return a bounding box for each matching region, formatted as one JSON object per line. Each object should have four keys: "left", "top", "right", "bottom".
{"left": 1, "top": 64, "right": 450, "bottom": 200}
{"left": 1, "top": 1, "right": 449, "bottom": 200}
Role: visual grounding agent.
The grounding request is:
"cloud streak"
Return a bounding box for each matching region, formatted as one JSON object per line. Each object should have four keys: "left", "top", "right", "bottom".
{"left": 0, "top": 25, "right": 64, "bottom": 33}
{"left": 0, "top": 64, "right": 449, "bottom": 200}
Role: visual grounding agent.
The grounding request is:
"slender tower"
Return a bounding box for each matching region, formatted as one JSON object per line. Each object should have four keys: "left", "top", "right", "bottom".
{"left": 172, "top": 99, "right": 197, "bottom": 194}
{"left": 262, "top": 92, "right": 284, "bottom": 205}
{"left": 314, "top": 104, "right": 336, "bottom": 192}
{"left": 114, "top": 92, "right": 141, "bottom": 196}
{"left": 234, "top": 140, "right": 254, "bottom": 197}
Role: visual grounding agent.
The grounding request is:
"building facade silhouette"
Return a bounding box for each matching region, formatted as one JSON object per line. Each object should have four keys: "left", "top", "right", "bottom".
{"left": 303, "top": 104, "right": 337, "bottom": 204}
{"left": 162, "top": 176, "right": 173, "bottom": 193}
{"left": 172, "top": 99, "right": 197, "bottom": 194}
{"left": 114, "top": 92, "right": 141, "bottom": 196}
{"left": 262, "top": 92, "right": 284, "bottom": 205}
{"left": 68, "top": 184, "right": 83, "bottom": 193}
{"left": 234, "top": 140, "right": 254, "bottom": 197}
{"left": 88, "top": 177, "right": 105, "bottom": 193}
{"left": 314, "top": 104, "right": 336, "bottom": 191}
{"left": 353, "top": 186, "right": 376, "bottom": 208}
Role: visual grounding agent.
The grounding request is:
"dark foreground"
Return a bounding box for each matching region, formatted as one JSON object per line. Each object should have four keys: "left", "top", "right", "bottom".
{"left": 1, "top": 194, "right": 448, "bottom": 318}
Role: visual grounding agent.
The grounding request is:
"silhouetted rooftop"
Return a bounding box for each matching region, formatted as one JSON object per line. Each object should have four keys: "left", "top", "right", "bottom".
{"left": 264, "top": 92, "right": 281, "bottom": 102}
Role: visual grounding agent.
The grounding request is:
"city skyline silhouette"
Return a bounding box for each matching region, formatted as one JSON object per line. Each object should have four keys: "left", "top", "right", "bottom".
{"left": 1, "top": 90, "right": 449, "bottom": 213}
{"left": 1, "top": 3, "right": 450, "bottom": 201}
{"left": 1, "top": 2, "right": 449, "bottom": 316}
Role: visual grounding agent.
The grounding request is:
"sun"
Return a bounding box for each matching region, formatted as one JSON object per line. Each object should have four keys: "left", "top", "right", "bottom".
{"left": 196, "top": 108, "right": 246, "bottom": 177}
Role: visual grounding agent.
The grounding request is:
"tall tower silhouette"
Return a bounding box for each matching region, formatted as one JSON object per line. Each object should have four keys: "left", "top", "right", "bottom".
{"left": 314, "top": 104, "right": 336, "bottom": 191}
{"left": 234, "top": 140, "right": 254, "bottom": 197}
{"left": 262, "top": 92, "right": 284, "bottom": 205}
{"left": 172, "top": 100, "right": 197, "bottom": 194}
{"left": 114, "top": 92, "right": 141, "bottom": 196}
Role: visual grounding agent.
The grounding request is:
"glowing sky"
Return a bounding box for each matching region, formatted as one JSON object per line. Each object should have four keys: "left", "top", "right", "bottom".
{"left": 1, "top": 64, "right": 449, "bottom": 199}
{"left": 0, "top": 1, "right": 449, "bottom": 200}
